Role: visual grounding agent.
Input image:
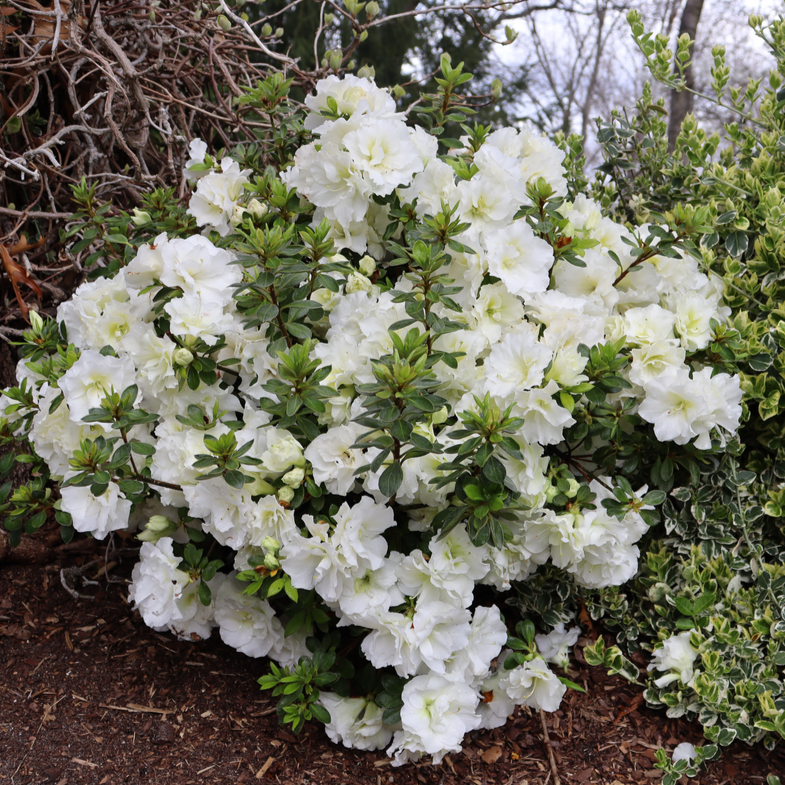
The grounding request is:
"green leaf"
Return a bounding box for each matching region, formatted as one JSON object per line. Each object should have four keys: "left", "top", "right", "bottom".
{"left": 378, "top": 462, "right": 403, "bottom": 498}
{"left": 198, "top": 581, "right": 212, "bottom": 606}
{"left": 224, "top": 470, "right": 247, "bottom": 489}
{"left": 725, "top": 231, "right": 748, "bottom": 258}
{"left": 131, "top": 442, "right": 156, "bottom": 456}
{"left": 310, "top": 703, "right": 331, "bottom": 725}
{"left": 482, "top": 455, "right": 506, "bottom": 484}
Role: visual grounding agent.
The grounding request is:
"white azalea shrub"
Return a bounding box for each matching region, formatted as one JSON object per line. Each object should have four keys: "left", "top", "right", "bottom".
{"left": 1, "top": 68, "right": 742, "bottom": 765}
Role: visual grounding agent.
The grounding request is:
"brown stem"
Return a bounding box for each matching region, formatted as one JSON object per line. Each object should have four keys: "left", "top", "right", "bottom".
{"left": 539, "top": 708, "right": 562, "bottom": 785}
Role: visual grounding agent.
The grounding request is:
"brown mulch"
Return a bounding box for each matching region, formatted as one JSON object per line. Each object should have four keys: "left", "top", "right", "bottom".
{"left": 1, "top": 543, "right": 783, "bottom": 785}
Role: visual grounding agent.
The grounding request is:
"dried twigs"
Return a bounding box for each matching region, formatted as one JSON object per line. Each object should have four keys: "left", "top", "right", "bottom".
{"left": 540, "top": 708, "right": 562, "bottom": 785}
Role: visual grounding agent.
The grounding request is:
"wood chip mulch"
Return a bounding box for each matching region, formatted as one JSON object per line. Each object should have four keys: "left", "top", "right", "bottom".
{"left": 1, "top": 547, "right": 783, "bottom": 785}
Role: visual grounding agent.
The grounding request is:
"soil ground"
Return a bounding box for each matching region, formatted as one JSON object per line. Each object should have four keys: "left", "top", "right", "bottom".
{"left": 1, "top": 545, "right": 783, "bottom": 785}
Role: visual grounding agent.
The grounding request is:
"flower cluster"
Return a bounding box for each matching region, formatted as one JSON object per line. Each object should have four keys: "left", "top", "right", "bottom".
{"left": 1, "top": 73, "right": 742, "bottom": 765}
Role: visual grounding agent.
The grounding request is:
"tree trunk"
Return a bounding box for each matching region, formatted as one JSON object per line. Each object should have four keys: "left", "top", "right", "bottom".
{"left": 668, "top": 0, "right": 705, "bottom": 152}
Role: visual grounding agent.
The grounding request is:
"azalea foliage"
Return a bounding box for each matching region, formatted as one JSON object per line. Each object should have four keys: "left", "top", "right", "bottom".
{"left": 0, "top": 60, "right": 746, "bottom": 765}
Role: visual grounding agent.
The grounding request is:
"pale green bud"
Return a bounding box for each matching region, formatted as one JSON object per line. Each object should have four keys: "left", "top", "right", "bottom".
{"left": 392, "top": 84, "right": 406, "bottom": 99}
{"left": 263, "top": 551, "right": 280, "bottom": 570}
{"left": 565, "top": 479, "right": 580, "bottom": 499}
{"left": 230, "top": 204, "right": 247, "bottom": 225}
{"left": 261, "top": 536, "right": 280, "bottom": 553}
{"left": 357, "top": 64, "right": 375, "bottom": 79}
{"left": 504, "top": 25, "right": 517, "bottom": 43}
{"left": 324, "top": 13, "right": 334, "bottom": 24}
{"left": 358, "top": 30, "right": 368, "bottom": 42}
{"left": 358, "top": 255, "right": 376, "bottom": 276}
{"left": 311, "top": 287, "right": 340, "bottom": 311}
{"left": 545, "top": 483, "right": 559, "bottom": 503}
{"left": 217, "top": 14, "right": 232, "bottom": 31}
{"left": 345, "top": 271, "right": 373, "bottom": 294}
{"left": 173, "top": 347, "right": 194, "bottom": 366}
{"left": 262, "top": 23, "right": 273, "bottom": 36}
{"left": 431, "top": 406, "right": 449, "bottom": 426}
{"left": 491, "top": 78, "right": 502, "bottom": 100}
{"left": 365, "top": 1, "right": 379, "bottom": 18}
{"left": 245, "top": 477, "right": 276, "bottom": 496}
{"left": 137, "top": 515, "right": 178, "bottom": 543}
{"left": 282, "top": 467, "right": 305, "bottom": 487}
{"left": 248, "top": 198, "right": 268, "bottom": 218}
{"left": 275, "top": 27, "right": 283, "bottom": 37}
{"left": 28, "top": 309, "right": 44, "bottom": 332}
{"left": 329, "top": 51, "right": 342, "bottom": 71}
{"left": 149, "top": 9, "right": 155, "bottom": 22}
{"left": 441, "top": 52, "right": 451, "bottom": 65}
{"left": 277, "top": 486, "right": 295, "bottom": 503}
{"left": 131, "top": 207, "right": 152, "bottom": 226}
{"left": 347, "top": 60, "right": 355, "bottom": 70}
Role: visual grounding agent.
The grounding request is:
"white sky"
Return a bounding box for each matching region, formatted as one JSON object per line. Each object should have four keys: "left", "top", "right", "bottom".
{"left": 491, "top": 0, "right": 780, "bottom": 144}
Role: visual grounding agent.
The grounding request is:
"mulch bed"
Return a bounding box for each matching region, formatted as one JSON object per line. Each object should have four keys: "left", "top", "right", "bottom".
{"left": 1, "top": 543, "right": 783, "bottom": 785}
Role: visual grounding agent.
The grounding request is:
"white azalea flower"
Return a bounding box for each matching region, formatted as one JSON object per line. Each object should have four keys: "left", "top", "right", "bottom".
{"left": 60, "top": 480, "right": 132, "bottom": 540}
{"left": 647, "top": 631, "right": 698, "bottom": 688}
{"left": 318, "top": 694, "right": 393, "bottom": 751}
{"left": 390, "top": 674, "right": 481, "bottom": 765}
{"left": 500, "top": 657, "right": 566, "bottom": 712}
{"left": 128, "top": 538, "right": 191, "bottom": 630}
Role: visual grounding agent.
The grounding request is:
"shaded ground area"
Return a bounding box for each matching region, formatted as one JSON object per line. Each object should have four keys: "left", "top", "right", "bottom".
{"left": 1, "top": 548, "right": 783, "bottom": 785}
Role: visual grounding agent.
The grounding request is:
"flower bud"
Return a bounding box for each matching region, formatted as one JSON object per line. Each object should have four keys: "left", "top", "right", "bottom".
{"left": 261, "top": 536, "right": 280, "bottom": 553}
{"left": 137, "top": 515, "right": 178, "bottom": 543}
{"left": 282, "top": 467, "right": 305, "bottom": 487}
{"left": 277, "top": 486, "right": 295, "bottom": 503}
{"left": 324, "top": 13, "right": 334, "bottom": 24}
{"left": 329, "top": 51, "right": 342, "bottom": 70}
{"left": 345, "top": 271, "right": 373, "bottom": 294}
{"left": 311, "top": 287, "right": 340, "bottom": 311}
{"left": 246, "top": 477, "right": 276, "bottom": 496}
{"left": 217, "top": 14, "right": 232, "bottom": 31}
{"left": 504, "top": 25, "right": 517, "bottom": 43}
{"left": 263, "top": 551, "right": 280, "bottom": 570}
{"left": 358, "top": 30, "right": 368, "bottom": 42}
{"left": 392, "top": 84, "right": 406, "bottom": 99}
{"left": 357, "top": 64, "right": 375, "bottom": 79}
{"left": 358, "top": 254, "right": 376, "bottom": 276}
{"left": 262, "top": 23, "right": 273, "bottom": 36}
{"left": 431, "top": 406, "right": 449, "bottom": 425}
{"left": 231, "top": 204, "right": 247, "bottom": 225}
{"left": 545, "top": 483, "right": 559, "bottom": 503}
{"left": 173, "top": 347, "right": 194, "bottom": 366}
{"left": 275, "top": 27, "right": 283, "bottom": 37}
{"left": 365, "top": 1, "right": 379, "bottom": 17}
{"left": 491, "top": 78, "right": 502, "bottom": 100}
{"left": 28, "top": 309, "right": 44, "bottom": 332}
{"left": 131, "top": 208, "right": 152, "bottom": 226}
{"left": 247, "top": 198, "right": 268, "bottom": 218}
{"left": 565, "top": 479, "right": 580, "bottom": 499}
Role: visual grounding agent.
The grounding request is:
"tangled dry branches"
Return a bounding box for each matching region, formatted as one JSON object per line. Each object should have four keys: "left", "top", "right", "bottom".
{"left": 0, "top": 0, "right": 530, "bottom": 324}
